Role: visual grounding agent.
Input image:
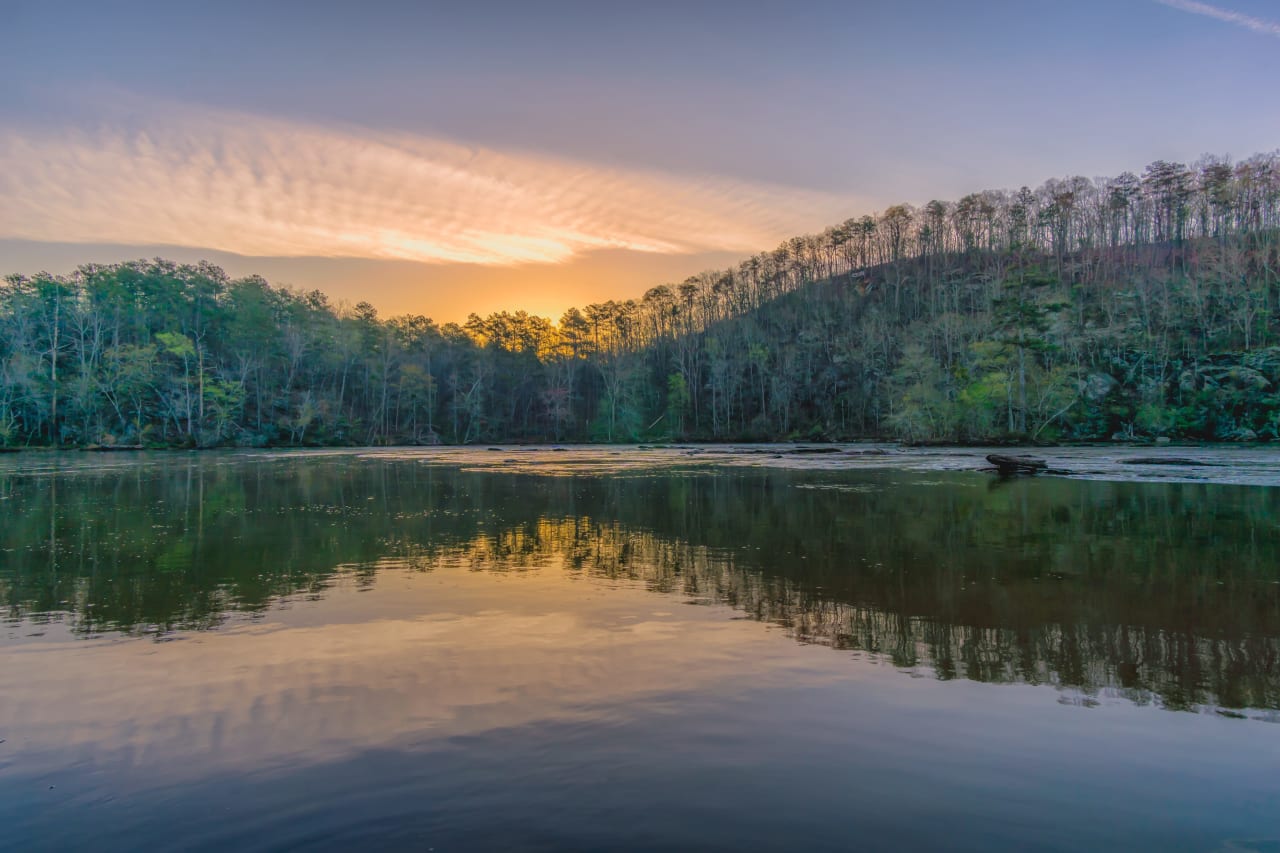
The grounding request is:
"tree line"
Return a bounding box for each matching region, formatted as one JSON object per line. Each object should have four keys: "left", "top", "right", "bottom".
{"left": 3, "top": 151, "right": 1279, "bottom": 447}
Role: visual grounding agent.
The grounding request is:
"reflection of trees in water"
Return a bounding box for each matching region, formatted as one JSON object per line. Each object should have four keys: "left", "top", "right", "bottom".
{"left": 1, "top": 459, "right": 1277, "bottom": 711}
{"left": 496, "top": 519, "right": 1280, "bottom": 713}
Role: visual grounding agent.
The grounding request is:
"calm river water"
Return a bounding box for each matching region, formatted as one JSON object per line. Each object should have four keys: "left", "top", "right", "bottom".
{"left": 1, "top": 446, "right": 1278, "bottom": 851}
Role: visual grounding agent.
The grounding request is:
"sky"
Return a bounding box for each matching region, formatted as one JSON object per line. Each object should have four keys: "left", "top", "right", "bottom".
{"left": 2, "top": 0, "right": 1278, "bottom": 322}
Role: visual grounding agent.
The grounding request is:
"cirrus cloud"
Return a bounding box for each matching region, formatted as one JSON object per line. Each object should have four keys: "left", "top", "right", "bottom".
{"left": 0, "top": 108, "right": 853, "bottom": 266}
{"left": 1154, "top": 0, "right": 1280, "bottom": 38}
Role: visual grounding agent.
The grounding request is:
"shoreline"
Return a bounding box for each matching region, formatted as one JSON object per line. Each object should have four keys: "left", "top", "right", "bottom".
{"left": 1, "top": 438, "right": 1275, "bottom": 454}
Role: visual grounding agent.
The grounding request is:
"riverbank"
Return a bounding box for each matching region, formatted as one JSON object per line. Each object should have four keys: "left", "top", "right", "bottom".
{"left": 1, "top": 436, "right": 1273, "bottom": 454}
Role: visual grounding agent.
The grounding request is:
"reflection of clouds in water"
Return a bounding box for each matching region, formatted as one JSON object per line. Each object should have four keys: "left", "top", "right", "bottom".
{"left": 0, "top": 568, "right": 850, "bottom": 788}
{"left": 3, "top": 451, "right": 1278, "bottom": 723}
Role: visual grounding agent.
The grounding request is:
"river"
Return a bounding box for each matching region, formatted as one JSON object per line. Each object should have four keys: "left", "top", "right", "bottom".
{"left": 1, "top": 446, "right": 1277, "bottom": 850}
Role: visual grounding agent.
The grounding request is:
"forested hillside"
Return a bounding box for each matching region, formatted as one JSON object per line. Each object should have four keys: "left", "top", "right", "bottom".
{"left": 3, "top": 152, "right": 1279, "bottom": 447}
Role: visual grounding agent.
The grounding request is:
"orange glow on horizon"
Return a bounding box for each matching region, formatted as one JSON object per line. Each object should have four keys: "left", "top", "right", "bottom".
{"left": 0, "top": 107, "right": 855, "bottom": 281}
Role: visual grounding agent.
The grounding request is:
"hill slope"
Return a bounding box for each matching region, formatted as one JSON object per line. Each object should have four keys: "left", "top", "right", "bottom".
{"left": 2, "top": 152, "right": 1278, "bottom": 446}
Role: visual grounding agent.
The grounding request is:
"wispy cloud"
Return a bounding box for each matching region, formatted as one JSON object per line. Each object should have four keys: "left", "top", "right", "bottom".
{"left": 0, "top": 108, "right": 852, "bottom": 266}
{"left": 1155, "top": 0, "right": 1280, "bottom": 38}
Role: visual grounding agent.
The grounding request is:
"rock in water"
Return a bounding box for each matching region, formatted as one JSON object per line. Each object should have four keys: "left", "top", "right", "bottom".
{"left": 986, "top": 454, "right": 1048, "bottom": 476}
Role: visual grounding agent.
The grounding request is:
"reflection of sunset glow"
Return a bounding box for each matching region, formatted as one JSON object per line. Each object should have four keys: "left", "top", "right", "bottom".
{"left": 0, "top": 560, "right": 846, "bottom": 783}
{"left": 0, "top": 109, "right": 851, "bottom": 267}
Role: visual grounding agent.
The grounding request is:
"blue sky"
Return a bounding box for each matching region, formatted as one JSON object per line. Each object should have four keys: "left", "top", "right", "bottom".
{"left": 2, "top": 0, "right": 1278, "bottom": 319}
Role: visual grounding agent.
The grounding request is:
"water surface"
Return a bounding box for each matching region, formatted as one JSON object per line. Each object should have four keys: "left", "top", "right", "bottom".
{"left": 1, "top": 447, "right": 1278, "bottom": 851}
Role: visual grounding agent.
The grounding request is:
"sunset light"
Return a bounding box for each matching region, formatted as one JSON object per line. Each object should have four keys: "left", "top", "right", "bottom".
{"left": 2, "top": 1, "right": 1279, "bottom": 850}
{"left": 0, "top": 108, "right": 848, "bottom": 269}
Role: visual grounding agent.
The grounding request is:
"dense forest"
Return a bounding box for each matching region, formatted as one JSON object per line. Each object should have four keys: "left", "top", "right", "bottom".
{"left": 3, "top": 151, "right": 1279, "bottom": 447}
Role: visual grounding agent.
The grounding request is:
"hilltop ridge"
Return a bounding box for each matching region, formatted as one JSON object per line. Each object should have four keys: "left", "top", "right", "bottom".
{"left": 3, "top": 152, "right": 1279, "bottom": 447}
